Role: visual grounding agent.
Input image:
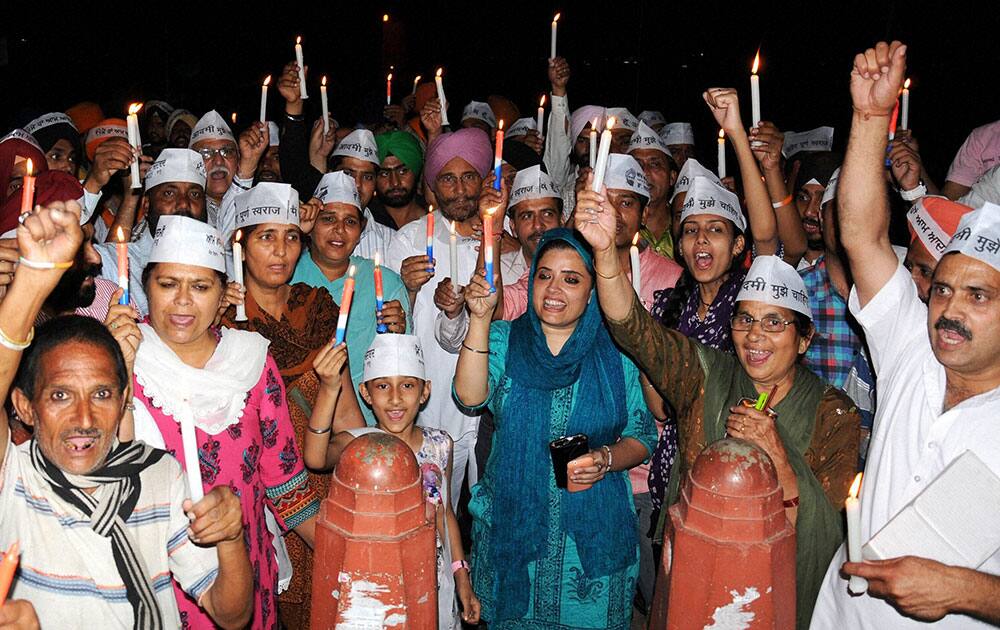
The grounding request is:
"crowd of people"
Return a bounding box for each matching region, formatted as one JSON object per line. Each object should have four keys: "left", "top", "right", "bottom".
{"left": 0, "top": 35, "right": 998, "bottom": 629}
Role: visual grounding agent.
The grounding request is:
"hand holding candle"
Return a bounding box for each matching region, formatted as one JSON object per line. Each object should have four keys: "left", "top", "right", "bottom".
{"left": 259, "top": 75, "right": 271, "bottom": 123}
{"left": 126, "top": 103, "right": 143, "bottom": 189}
{"left": 845, "top": 472, "right": 868, "bottom": 595}
{"left": 0, "top": 542, "right": 20, "bottom": 605}
{"left": 232, "top": 230, "right": 247, "bottom": 322}
{"left": 374, "top": 251, "right": 387, "bottom": 334}
{"left": 590, "top": 116, "right": 615, "bottom": 192}
{"left": 295, "top": 36, "right": 309, "bottom": 99}
{"left": 334, "top": 265, "right": 356, "bottom": 345}
{"left": 116, "top": 227, "right": 129, "bottom": 306}
{"left": 18, "top": 159, "right": 35, "bottom": 217}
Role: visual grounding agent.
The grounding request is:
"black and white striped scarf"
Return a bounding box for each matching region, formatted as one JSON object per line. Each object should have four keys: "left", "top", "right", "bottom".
{"left": 30, "top": 438, "right": 167, "bottom": 629}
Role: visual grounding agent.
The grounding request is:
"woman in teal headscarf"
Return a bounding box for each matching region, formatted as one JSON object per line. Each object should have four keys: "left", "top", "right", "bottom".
{"left": 453, "top": 228, "right": 657, "bottom": 629}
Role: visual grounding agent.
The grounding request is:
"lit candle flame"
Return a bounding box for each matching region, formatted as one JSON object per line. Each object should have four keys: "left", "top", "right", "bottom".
{"left": 903, "top": 78, "right": 911, "bottom": 89}
{"left": 322, "top": 75, "right": 327, "bottom": 87}
{"left": 25, "top": 159, "right": 32, "bottom": 177}
{"left": 849, "top": 472, "right": 863, "bottom": 499}
{"left": 374, "top": 250, "right": 380, "bottom": 266}
{"left": 414, "top": 75, "right": 422, "bottom": 85}
{"left": 487, "top": 206, "right": 497, "bottom": 218}
{"left": 235, "top": 229, "right": 243, "bottom": 243}
{"left": 382, "top": 13, "right": 389, "bottom": 22}
{"left": 127, "top": 102, "right": 143, "bottom": 116}
{"left": 429, "top": 204, "right": 434, "bottom": 214}
{"left": 553, "top": 12, "right": 561, "bottom": 22}
{"left": 387, "top": 72, "right": 393, "bottom": 81}
{"left": 436, "top": 67, "right": 443, "bottom": 78}
{"left": 539, "top": 94, "right": 546, "bottom": 107}
{"left": 348, "top": 264, "right": 356, "bottom": 278}
{"left": 498, "top": 119, "right": 504, "bottom": 130}
{"left": 751, "top": 49, "right": 761, "bottom": 75}
{"left": 450, "top": 220, "right": 456, "bottom": 234}
{"left": 719, "top": 129, "right": 725, "bottom": 139}
{"left": 231, "top": 112, "right": 237, "bottom": 124}
{"left": 116, "top": 226, "right": 125, "bottom": 242}
{"left": 296, "top": 36, "right": 302, "bottom": 45}
{"left": 263, "top": 75, "right": 271, "bottom": 87}
{"left": 591, "top": 116, "right": 599, "bottom": 131}
{"left": 606, "top": 116, "right": 617, "bottom": 130}
{"left": 632, "top": 232, "right": 639, "bottom": 246}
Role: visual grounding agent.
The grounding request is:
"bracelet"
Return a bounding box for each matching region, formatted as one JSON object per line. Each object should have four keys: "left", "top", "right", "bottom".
{"left": 18, "top": 257, "right": 73, "bottom": 270}
{"left": 461, "top": 343, "right": 489, "bottom": 354}
{"left": 899, "top": 182, "right": 927, "bottom": 201}
{"left": 601, "top": 444, "right": 613, "bottom": 472}
{"left": 307, "top": 425, "right": 332, "bottom": 435}
{"left": 0, "top": 324, "right": 34, "bottom": 351}
{"left": 771, "top": 194, "right": 793, "bottom": 209}
{"left": 852, "top": 107, "right": 894, "bottom": 120}
{"left": 782, "top": 495, "right": 800, "bottom": 508}
{"left": 451, "top": 560, "right": 470, "bottom": 574}
{"left": 595, "top": 268, "right": 621, "bottom": 280}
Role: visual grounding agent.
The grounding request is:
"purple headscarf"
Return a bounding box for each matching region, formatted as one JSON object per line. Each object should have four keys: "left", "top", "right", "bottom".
{"left": 423, "top": 128, "right": 492, "bottom": 188}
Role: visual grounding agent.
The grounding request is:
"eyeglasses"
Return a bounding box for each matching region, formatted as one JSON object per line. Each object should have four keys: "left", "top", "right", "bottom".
{"left": 436, "top": 172, "right": 480, "bottom": 188}
{"left": 730, "top": 314, "right": 794, "bottom": 333}
{"left": 197, "top": 147, "right": 237, "bottom": 160}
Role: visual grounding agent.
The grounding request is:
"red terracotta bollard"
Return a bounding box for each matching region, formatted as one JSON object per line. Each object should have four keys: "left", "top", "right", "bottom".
{"left": 649, "top": 438, "right": 796, "bottom": 629}
{"left": 310, "top": 432, "right": 437, "bottom": 629}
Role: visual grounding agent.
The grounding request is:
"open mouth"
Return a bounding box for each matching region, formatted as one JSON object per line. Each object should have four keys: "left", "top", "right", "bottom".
{"left": 66, "top": 436, "right": 97, "bottom": 452}
{"left": 694, "top": 251, "right": 713, "bottom": 271}
{"left": 744, "top": 348, "right": 772, "bottom": 367}
{"left": 543, "top": 298, "right": 566, "bottom": 312}
{"left": 936, "top": 329, "right": 968, "bottom": 348}
{"left": 385, "top": 410, "right": 406, "bottom": 422}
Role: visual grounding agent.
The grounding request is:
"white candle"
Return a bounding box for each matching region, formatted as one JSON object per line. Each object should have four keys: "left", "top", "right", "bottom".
{"left": 590, "top": 117, "right": 615, "bottom": 192}
{"left": 412, "top": 75, "right": 422, "bottom": 95}
{"left": 589, "top": 117, "right": 598, "bottom": 170}
{"left": 449, "top": 220, "right": 459, "bottom": 294}
{"left": 750, "top": 50, "right": 761, "bottom": 128}
{"left": 550, "top": 13, "right": 560, "bottom": 59}
{"left": 181, "top": 412, "right": 205, "bottom": 503}
{"left": 630, "top": 233, "right": 641, "bottom": 296}
{"left": 901, "top": 78, "right": 911, "bottom": 130}
{"left": 320, "top": 76, "right": 329, "bottom": 135}
{"left": 126, "top": 103, "right": 142, "bottom": 189}
{"left": 846, "top": 472, "right": 868, "bottom": 595}
{"left": 259, "top": 75, "right": 271, "bottom": 123}
{"left": 233, "top": 230, "right": 247, "bottom": 322}
{"left": 537, "top": 95, "right": 546, "bottom": 136}
{"left": 717, "top": 129, "right": 727, "bottom": 179}
{"left": 295, "top": 36, "right": 309, "bottom": 99}
{"left": 435, "top": 68, "right": 449, "bottom": 126}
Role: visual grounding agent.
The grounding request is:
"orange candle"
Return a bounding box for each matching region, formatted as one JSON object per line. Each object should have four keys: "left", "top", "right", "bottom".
{"left": 374, "top": 251, "right": 387, "bottom": 334}
{"left": 493, "top": 120, "right": 504, "bottom": 190}
{"left": 386, "top": 72, "right": 393, "bottom": 105}
{"left": 0, "top": 541, "right": 19, "bottom": 604}
{"left": 19, "top": 159, "right": 35, "bottom": 217}
{"left": 116, "top": 227, "right": 129, "bottom": 305}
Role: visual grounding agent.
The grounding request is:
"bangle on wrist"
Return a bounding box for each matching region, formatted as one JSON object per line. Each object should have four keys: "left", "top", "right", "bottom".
{"left": 782, "top": 495, "right": 800, "bottom": 508}
{"left": 899, "top": 182, "right": 927, "bottom": 201}
{"left": 461, "top": 343, "right": 489, "bottom": 354}
{"left": 307, "top": 425, "right": 332, "bottom": 435}
{"left": 18, "top": 257, "right": 73, "bottom": 270}
{"left": 601, "top": 444, "right": 613, "bottom": 472}
{"left": 771, "top": 194, "right": 793, "bottom": 209}
{"left": 0, "top": 325, "right": 34, "bottom": 351}
{"left": 595, "top": 268, "right": 621, "bottom": 280}
{"left": 451, "top": 560, "right": 470, "bottom": 574}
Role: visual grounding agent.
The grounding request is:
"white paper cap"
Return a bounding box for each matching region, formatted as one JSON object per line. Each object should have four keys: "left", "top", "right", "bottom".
{"left": 606, "top": 107, "right": 639, "bottom": 132}
{"left": 24, "top": 112, "right": 77, "bottom": 135}
{"left": 234, "top": 182, "right": 300, "bottom": 230}
{"left": 363, "top": 333, "right": 426, "bottom": 382}
{"left": 782, "top": 126, "right": 835, "bottom": 158}
{"left": 267, "top": 121, "right": 280, "bottom": 147}
{"left": 942, "top": 203, "right": 1000, "bottom": 273}
{"left": 506, "top": 117, "right": 537, "bottom": 138}
{"left": 570, "top": 105, "right": 606, "bottom": 142}
{"left": 461, "top": 101, "right": 497, "bottom": 129}
{"left": 508, "top": 165, "right": 561, "bottom": 209}
{"left": 188, "top": 110, "right": 236, "bottom": 147}
{"left": 148, "top": 215, "right": 227, "bottom": 273}
{"left": 821, "top": 167, "right": 840, "bottom": 207}
{"left": 146, "top": 148, "right": 207, "bottom": 191}
{"left": 1, "top": 129, "right": 44, "bottom": 153}
{"left": 679, "top": 176, "right": 746, "bottom": 233}
{"left": 671, "top": 158, "right": 721, "bottom": 202}
{"left": 603, "top": 154, "right": 650, "bottom": 199}
{"left": 628, "top": 121, "right": 673, "bottom": 158}
{"left": 660, "top": 122, "right": 695, "bottom": 146}
{"left": 314, "top": 171, "right": 361, "bottom": 209}
{"left": 638, "top": 110, "right": 666, "bottom": 128}
{"left": 332, "top": 128, "right": 379, "bottom": 165}
{"left": 85, "top": 123, "right": 127, "bottom": 147}
{"left": 737, "top": 255, "right": 812, "bottom": 319}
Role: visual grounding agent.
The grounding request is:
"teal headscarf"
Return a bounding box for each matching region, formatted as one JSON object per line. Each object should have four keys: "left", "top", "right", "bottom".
{"left": 491, "top": 228, "right": 636, "bottom": 621}
{"left": 375, "top": 130, "right": 424, "bottom": 176}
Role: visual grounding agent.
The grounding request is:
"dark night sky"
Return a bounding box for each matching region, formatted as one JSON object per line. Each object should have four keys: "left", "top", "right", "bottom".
{"left": 2, "top": 1, "right": 998, "bottom": 180}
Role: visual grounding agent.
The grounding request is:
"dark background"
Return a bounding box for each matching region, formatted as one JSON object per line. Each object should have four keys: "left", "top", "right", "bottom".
{"left": 2, "top": 1, "right": 997, "bottom": 181}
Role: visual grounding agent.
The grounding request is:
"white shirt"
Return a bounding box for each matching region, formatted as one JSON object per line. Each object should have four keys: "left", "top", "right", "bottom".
{"left": 542, "top": 94, "right": 578, "bottom": 221}
{"left": 386, "top": 210, "right": 482, "bottom": 440}
{"left": 353, "top": 207, "right": 394, "bottom": 263}
{"left": 810, "top": 264, "right": 1000, "bottom": 629}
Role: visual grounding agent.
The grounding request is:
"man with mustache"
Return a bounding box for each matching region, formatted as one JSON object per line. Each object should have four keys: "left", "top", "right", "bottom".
{"left": 629, "top": 121, "right": 679, "bottom": 259}
{"left": 812, "top": 40, "right": 1000, "bottom": 628}
{"left": 372, "top": 130, "right": 426, "bottom": 230}
{"left": 254, "top": 122, "right": 281, "bottom": 183}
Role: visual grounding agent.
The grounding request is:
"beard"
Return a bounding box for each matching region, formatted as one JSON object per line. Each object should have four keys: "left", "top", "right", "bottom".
{"left": 381, "top": 185, "right": 417, "bottom": 208}
{"left": 438, "top": 192, "right": 479, "bottom": 222}
{"left": 46, "top": 263, "right": 101, "bottom": 312}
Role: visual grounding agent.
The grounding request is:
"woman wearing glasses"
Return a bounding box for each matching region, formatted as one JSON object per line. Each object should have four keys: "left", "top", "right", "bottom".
{"left": 576, "top": 170, "right": 860, "bottom": 627}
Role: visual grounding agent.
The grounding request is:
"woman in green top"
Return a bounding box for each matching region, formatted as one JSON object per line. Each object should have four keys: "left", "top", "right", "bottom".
{"left": 454, "top": 229, "right": 657, "bottom": 629}
{"left": 575, "top": 175, "right": 860, "bottom": 628}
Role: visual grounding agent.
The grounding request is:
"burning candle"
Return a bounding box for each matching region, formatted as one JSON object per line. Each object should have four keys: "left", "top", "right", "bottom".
{"left": 116, "top": 227, "right": 129, "bottom": 306}
{"left": 231, "top": 112, "right": 237, "bottom": 125}
{"left": 591, "top": 116, "right": 616, "bottom": 192}
{"left": 484, "top": 207, "right": 496, "bottom": 293}
{"left": 750, "top": 50, "right": 761, "bottom": 128}
{"left": 717, "top": 129, "right": 727, "bottom": 179}
{"left": 888, "top": 99, "right": 900, "bottom": 141}
{"left": 493, "top": 119, "right": 505, "bottom": 191}
{"left": 233, "top": 230, "right": 247, "bottom": 322}
{"left": 846, "top": 472, "right": 868, "bottom": 595}
{"left": 19, "top": 158, "right": 35, "bottom": 217}
{"left": 374, "top": 251, "right": 387, "bottom": 334}
{"left": 0, "top": 542, "right": 19, "bottom": 605}
{"left": 386, "top": 73, "right": 393, "bottom": 106}
{"left": 449, "top": 220, "right": 459, "bottom": 293}
{"left": 630, "top": 232, "right": 641, "bottom": 297}
{"left": 426, "top": 206, "right": 435, "bottom": 272}
{"left": 180, "top": 414, "right": 204, "bottom": 502}
{"left": 259, "top": 75, "right": 271, "bottom": 123}
{"left": 321, "top": 76, "right": 330, "bottom": 135}
{"left": 295, "top": 36, "right": 309, "bottom": 99}
{"left": 412, "top": 75, "right": 422, "bottom": 95}
{"left": 589, "top": 117, "right": 598, "bottom": 169}
{"left": 537, "top": 95, "right": 546, "bottom": 136}
{"left": 550, "top": 12, "right": 560, "bottom": 59}
{"left": 334, "top": 265, "right": 356, "bottom": 345}
{"left": 435, "top": 68, "right": 450, "bottom": 126}
{"left": 126, "top": 103, "right": 143, "bottom": 189}
{"left": 901, "top": 78, "right": 911, "bottom": 130}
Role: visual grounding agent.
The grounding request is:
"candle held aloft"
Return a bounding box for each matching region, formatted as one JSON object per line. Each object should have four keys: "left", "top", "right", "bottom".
{"left": 320, "top": 76, "right": 330, "bottom": 135}
{"left": 116, "top": 226, "right": 129, "bottom": 306}
{"left": 484, "top": 208, "right": 496, "bottom": 293}
{"left": 386, "top": 73, "right": 393, "bottom": 106}
{"left": 426, "top": 206, "right": 435, "bottom": 272}
{"left": 412, "top": 75, "right": 422, "bottom": 95}
{"left": 180, "top": 414, "right": 204, "bottom": 502}
{"left": 435, "top": 68, "right": 450, "bottom": 126}
{"left": 901, "top": 78, "right": 911, "bottom": 130}
{"left": 374, "top": 251, "right": 387, "bottom": 334}
{"left": 295, "top": 36, "right": 309, "bottom": 99}
{"left": 550, "top": 12, "right": 560, "bottom": 59}
{"left": 750, "top": 50, "right": 761, "bottom": 128}
{"left": 334, "top": 265, "right": 356, "bottom": 345}
{"left": 493, "top": 119, "right": 505, "bottom": 191}
{"left": 537, "top": 95, "right": 546, "bottom": 136}
{"left": 717, "top": 129, "right": 727, "bottom": 179}
{"left": 589, "top": 117, "right": 598, "bottom": 169}
{"left": 846, "top": 472, "right": 868, "bottom": 595}
{"left": 449, "top": 220, "right": 459, "bottom": 294}
{"left": 259, "top": 75, "right": 271, "bottom": 123}
{"left": 0, "top": 542, "right": 19, "bottom": 605}
{"left": 591, "top": 116, "right": 616, "bottom": 192}
{"left": 126, "top": 102, "right": 143, "bottom": 189}
{"left": 630, "top": 233, "right": 641, "bottom": 297}
{"left": 19, "top": 158, "right": 35, "bottom": 217}
{"left": 233, "top": 230, "right": 247, "bottom": 322}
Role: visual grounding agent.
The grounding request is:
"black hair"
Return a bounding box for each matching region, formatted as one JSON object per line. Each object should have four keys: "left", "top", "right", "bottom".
{"left": 534, "top": 236, "right": 595, "bottom": 280}
{"left": 15, "top": 315, "right": 128, "bottom": 399}
{"left": 141, "top": 262, "right": 227, "bottom": 290}
{"left": 791, "top": 311, "right": 814, "bottom": 339}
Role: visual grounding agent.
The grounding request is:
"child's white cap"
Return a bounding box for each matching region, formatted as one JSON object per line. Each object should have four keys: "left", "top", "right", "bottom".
{"left": 363, "top": 334, "right": 426, "bottom": 382}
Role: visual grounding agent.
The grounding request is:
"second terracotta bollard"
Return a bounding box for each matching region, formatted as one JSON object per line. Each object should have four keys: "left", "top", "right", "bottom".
{"left": 649, "top": 438, "right": 796, "bottom": 629}
{"left": 310, "top": 432, "right": 437, "bottom": 629}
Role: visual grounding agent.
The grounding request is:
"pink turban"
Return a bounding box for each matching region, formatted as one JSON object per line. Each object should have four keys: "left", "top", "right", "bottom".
{"left": 570, "top": 105, "right": 606, "bottom": 144}
{"left": 423, "top": 128, "right": 493, "bottom": 188}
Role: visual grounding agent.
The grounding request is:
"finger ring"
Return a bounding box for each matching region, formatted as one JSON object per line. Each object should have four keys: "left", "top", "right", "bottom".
{"left": 110, "top": 322, "right": 119, "bottom": 330}
{"left": 17, "top": 212, "right": 30, "bottom": 225}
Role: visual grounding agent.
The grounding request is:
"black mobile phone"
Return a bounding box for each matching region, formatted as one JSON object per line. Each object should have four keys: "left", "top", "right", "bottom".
{"left": 549, "top": 433, "right": 589, "bottom": 489}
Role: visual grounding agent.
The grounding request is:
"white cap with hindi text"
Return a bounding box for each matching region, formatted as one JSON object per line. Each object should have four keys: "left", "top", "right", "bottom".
{"left": 332, "top": 129, "right": 379, "bottom": 165}
{"left": 508, "top": 165, "right": 561, "bottom": 209}
{"left": 148, "top": 215, "right": 227, "bottom": 273}
{"left": 24, "top": 112, "right": 77, "bottom": 135}
{"left": 604, "top": 154, "right": 650, "bottom": 198}
{"left": 506, "top": 117, "right": 537, "bottom": 138}
{"left": 628, "top": 121, "right": 673, "bottom": 158}
{"left": 314, "top": 171, "right": 361, "bottom": 209}
{"left": 363, "top": 334, "right": 426, "bottom": 382}
{"left": 671, "top": 158, "right": 721, "bottom": 202}
{"left": 679, "top": 176, "right": 746, "bottom": 233}
{"left": 606, "top": 107, "right": 639, "bottom": 132}
{"left": 942, "top": 203, "right": 1000, "bottom": 273}
{"left": 1, "top": 129, "right": 44, "bottom": 153}
{"left": 783, "top": 126, "right": 835, "bottom": 158}
{"left": 736, "top": 255, "right": 812, "bottom": 319}
{"left": 234, "top": 182, "right": 300, "bottom": 230}
{"left": 145, "top": 148, "right": 208, "bottom": 190}
{"left": 638, "top": 110, "right": 666, "bottom": 128}
{"left": 461, "top": 101, "right": 498, "bottom": 129}
{"left": 660, "top": 122, "right": 695, "bottom": 146}
{"left": 188, "top": 110, "right": 236, "bottom": 147}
